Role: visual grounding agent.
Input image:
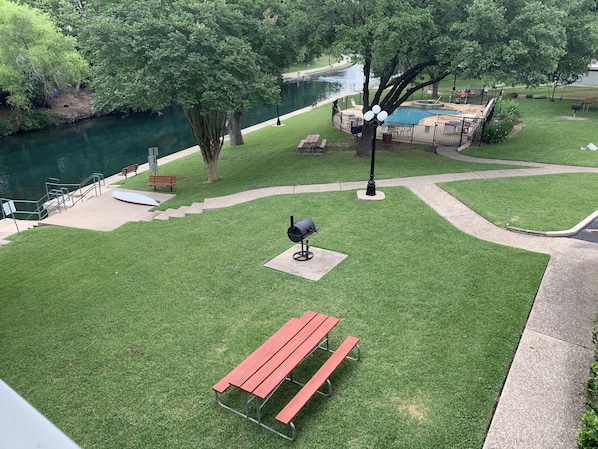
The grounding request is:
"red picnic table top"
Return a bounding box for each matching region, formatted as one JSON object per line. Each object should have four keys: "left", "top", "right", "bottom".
{"left": 213, "top": 310, "right": 338, "bottom": 400}
{"left": 305, "top": 134, "right": 320, "bottom": 144}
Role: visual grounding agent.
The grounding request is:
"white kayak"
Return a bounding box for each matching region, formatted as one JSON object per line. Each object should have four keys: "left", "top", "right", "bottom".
{"left": 112, "top": 190, "right": 160, "bottom": 206}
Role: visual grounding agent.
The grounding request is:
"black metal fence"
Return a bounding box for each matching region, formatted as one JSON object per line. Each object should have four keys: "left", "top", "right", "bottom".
{"left": 334, "top": 111, "right": 482, "bottom": 147}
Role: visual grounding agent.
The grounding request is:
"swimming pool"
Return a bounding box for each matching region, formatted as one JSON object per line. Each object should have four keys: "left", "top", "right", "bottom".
{"left": 386, "top": 107, "right": 460, "bottom": 125}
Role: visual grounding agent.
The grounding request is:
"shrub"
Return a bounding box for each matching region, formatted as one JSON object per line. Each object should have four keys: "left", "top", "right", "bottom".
{"left": 482, "top": 117, "right": 517, "bottom": 144}
{"left": 18, "top": 110, "right": 63, "bottom": 131}
{"left": 0, "top": 118, "right": 14, "bottom": 137}
{"left": 578, "top": 409, "right": 598, "bottom": 449}
{"left": 578, "top": 333, "right": 598, "bottom": 448}
{"left": 481, "top": 97, "right": 520, "bottom": 144}
{"left": 494, "top": 98, "right": 521, "bottom": 119}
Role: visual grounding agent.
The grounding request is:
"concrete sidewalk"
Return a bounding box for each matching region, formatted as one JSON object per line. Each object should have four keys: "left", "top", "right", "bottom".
{"left": 2, "top": 135, "right": 597, "bottom": 449}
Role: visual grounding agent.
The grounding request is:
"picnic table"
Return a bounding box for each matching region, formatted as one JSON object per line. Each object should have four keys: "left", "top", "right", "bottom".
{"left": 213, "top": 310, "right": 360, "bottom": 440}
{"left": 297, "top": 134, "right": 323, "bottom": 153}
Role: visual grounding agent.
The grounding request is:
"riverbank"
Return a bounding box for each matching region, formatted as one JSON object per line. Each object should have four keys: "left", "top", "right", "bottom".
{"left": 0, "top": 60, "right": 355, "bottom": 137}
{"left": 0, "top": 90, "right": 97, "bottom": 137}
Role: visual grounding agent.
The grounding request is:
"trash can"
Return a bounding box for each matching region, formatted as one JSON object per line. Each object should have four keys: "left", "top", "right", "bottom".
{"left": 382, "top": 132, "right": 392, "bottom": 144}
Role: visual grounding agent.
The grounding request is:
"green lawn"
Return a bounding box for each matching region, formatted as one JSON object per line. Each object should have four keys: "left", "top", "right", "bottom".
{"left": 286, "top": 55, "right": 344, "bottom": 73}
{"left": 2, "top": 88, "right": 597, "bottom": 449}
{"left": 117, "top": 106, "right": 527, "bottom": 210}
{"left": 0, "top": 189, "right": 548, "bottom": 449}
{"left": 443, "top": 97, "right": 598, "bottom": 231}
{"left": 440, "top": 173, "right": 598, "bottom": 231}
{"left": 462, "top": 98, "right": 598, "bottom": 166}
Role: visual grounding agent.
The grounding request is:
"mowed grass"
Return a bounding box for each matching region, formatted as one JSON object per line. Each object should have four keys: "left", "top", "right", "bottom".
{"left": 444, "top": 97, "right": 598, "bottom": 230}
{"left": 440, "top": 173, "right": 598, "bottom": 231}
{"left": 4, "top": 86, "right": 598, "bottom": 448}
{"left": 462, "top": 98, "right": 598, "bottom": 166}
{"left": 118, "top": 106, "right": 526, "bottom": 210}
{"left": 0, "top": 188, "right": 548, "bottom": 449}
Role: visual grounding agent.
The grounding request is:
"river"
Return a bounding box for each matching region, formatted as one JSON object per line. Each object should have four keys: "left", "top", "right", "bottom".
{"left": 0, "top": 64, "right": 366, "bottom": 201}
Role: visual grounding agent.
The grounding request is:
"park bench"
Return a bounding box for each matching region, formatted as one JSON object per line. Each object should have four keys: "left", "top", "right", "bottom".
{"left": 297, "top": 139, "right": 306, "bottom": 150}
{"left": 120, "top": 163, "right": 139, "bottom": 178}
{"left": 213, "top": 310, "right": 360, "bottom": 440}
{"left": 318, "top": 139, "right": 327, "bottom": 151}
{"left": 147, "top": 175, "right": 176, "bottom": 191}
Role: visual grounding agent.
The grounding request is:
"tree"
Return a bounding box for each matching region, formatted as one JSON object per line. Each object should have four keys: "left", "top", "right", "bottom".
{"left": 549, "top": 0, "right": 598, "bottom": 99}
{"left": 82, "top": 0, "right": 284, "bottom": 182}
{"left": 0, "top": 0, "right": 89, "bottom": 121}
{"left": 317, "top": 0, "right": 460, "bottom": 156}
{"left": 292, "top": 0, "right": 591, "bottom": 156}
{"left": 221, "top": 0, "right": 299, "bottom": 146}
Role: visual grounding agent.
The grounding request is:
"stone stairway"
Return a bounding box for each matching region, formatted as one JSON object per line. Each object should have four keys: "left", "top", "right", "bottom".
{"left": 138, "top": 202, "right": 204, "bottom": 222}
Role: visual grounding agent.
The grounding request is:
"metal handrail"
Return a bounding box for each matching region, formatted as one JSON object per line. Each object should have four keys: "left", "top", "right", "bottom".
{"left": 1, "top": 172, "right": 105, "bottom": 222}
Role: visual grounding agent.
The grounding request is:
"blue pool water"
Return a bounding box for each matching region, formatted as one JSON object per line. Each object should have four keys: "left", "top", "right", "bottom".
{"left": 386, "top": 107, "right": 460, "bottom": 125}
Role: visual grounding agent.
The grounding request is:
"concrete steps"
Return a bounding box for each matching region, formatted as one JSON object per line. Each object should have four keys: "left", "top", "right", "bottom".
{"left": 140, "top": 202, "right": 204, "bottom": 222}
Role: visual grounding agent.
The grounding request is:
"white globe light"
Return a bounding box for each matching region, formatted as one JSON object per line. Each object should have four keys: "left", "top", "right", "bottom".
{"left": 372, "top": 105, "right": 381, "bottom": 114}
{"left": 363, "top": 110, "right": 375, "bottom": 121}
{"left": 377, "top": 111, "right": 388, "bottom": 121}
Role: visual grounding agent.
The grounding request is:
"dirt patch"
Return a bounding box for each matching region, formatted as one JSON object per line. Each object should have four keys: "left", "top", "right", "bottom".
{"left": 0, "top": 90, "right": 95, "bottom": 132}
{"left": 46, "top": 91, "right": 95, "bottom": 123}
{"left": 508, "top": 123, "right": 524, "bottom": 138}
{"left": 392, "top": 397, "right": 428, "bottom": 422}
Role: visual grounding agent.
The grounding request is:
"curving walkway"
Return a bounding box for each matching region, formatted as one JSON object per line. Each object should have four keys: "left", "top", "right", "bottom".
{"left": 1, "top": 139, "right": 597, "bottom": 448}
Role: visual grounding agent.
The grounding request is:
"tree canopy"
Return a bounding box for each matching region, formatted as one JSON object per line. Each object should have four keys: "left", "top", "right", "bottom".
{"left": 0, "top": 0, "right": 89, "bottom": 114}
{"left": 292, "top": 0, "right": 598, "bottom": 155}
{"left": 83, "top": 0, "right": 295, "bottom": 181}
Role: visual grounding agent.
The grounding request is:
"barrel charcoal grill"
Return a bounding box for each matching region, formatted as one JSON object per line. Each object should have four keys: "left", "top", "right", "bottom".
{"left": 287, "top": 216, "right": 317, "bottom": 261}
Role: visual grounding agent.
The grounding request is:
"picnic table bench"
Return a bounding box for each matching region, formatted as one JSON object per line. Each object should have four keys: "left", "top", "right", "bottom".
{"left": 147, "top": 175, "right": 176, "bottom": 191}
{"left": 297, "top": 134, "right": 326, "bottom": 154}
{"left": 213, "top": 310, "right": 360, "bottom": 440}
{"left": 120, "top": 163, "right": 139, "bottom": 178}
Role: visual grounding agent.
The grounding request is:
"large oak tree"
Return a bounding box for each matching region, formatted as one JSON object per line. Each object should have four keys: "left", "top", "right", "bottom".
{"left": 83, "top": 0, "right": 285, "bottom": 182}
{"left": 292, "top": 0, "right": 597, "bottom": 156}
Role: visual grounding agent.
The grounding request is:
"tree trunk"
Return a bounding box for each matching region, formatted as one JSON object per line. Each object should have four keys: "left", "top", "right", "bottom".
{"left": 205, "top": 159, "right": 219, "bottom": 183}
{"left": 356, "top": 123, "right": 375, "bottom": 157}
{"left": 227, "top": 111, "right": 244, "bottom": 146}
{"left": 182, "top": 105, "right": 226, "bottom": 183}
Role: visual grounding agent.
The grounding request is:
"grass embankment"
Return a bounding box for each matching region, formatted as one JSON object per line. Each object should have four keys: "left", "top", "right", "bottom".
{"left": 442, "top": 98, "right": 598, "bottom": 231}
{"left": 0, "top": 188, "right": 548, "bottom": 449}
{"left": 2, "top": 86, "right": 597, "bottom": 448}
{"left": 117, "top": 106, "right": 524, "bottom": 209}
{"left": 286, "top": 55, "right": 345, "bottom": 73}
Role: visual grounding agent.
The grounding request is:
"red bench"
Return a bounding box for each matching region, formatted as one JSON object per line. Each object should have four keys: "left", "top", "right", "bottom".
{"left": 275, "top": 335, "right": 360, "bottom": 431}
{"left": 213, "top": 311, "right": 360, "bottom": 440}
{"left": 147, "top": 175, "right": 176, "bottom": 191}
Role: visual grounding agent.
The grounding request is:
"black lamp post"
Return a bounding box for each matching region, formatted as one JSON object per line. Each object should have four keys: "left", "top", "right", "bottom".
{"left": 276, "top": 104, "right": 281, "bottom": 126}
{"left": 363, "top": 105, "right": 388, "bottom": 196}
